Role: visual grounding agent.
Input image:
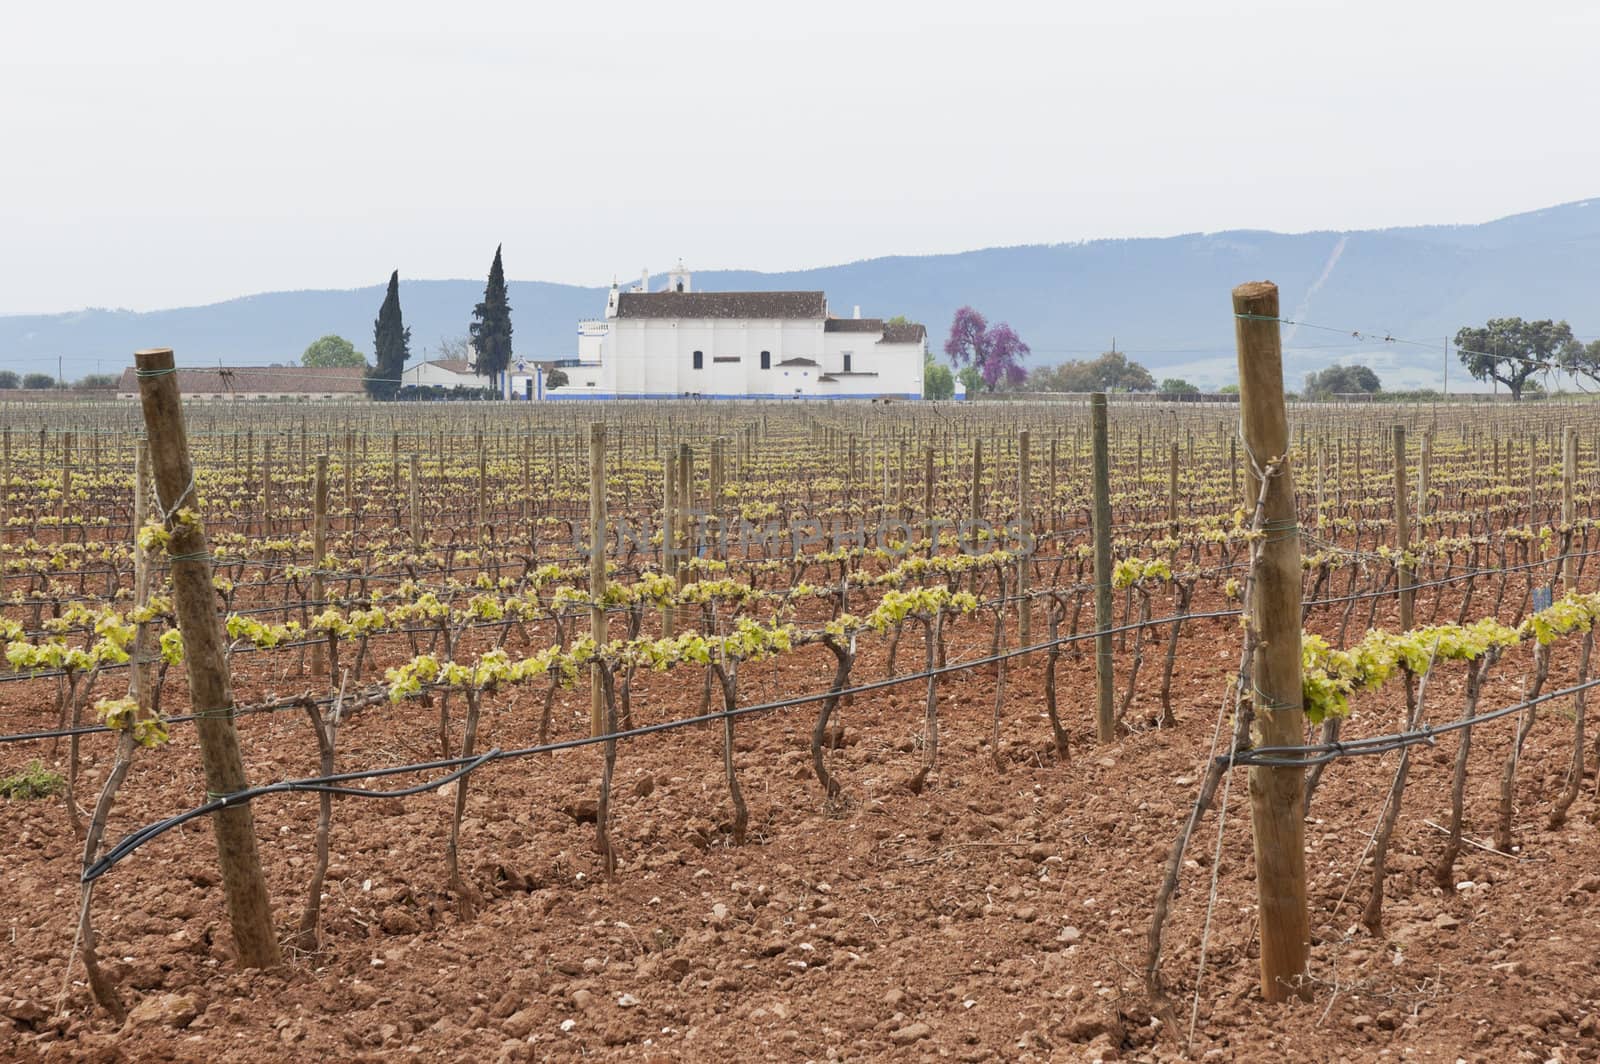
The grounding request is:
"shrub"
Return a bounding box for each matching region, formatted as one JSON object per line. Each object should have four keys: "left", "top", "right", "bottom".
{"left": 0, "top": 760, "right": 65, "bottom": 800}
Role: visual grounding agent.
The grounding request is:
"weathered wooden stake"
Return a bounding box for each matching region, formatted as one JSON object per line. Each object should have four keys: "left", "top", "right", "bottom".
{"left": 408, "top": 453, "right": 421, "bottom": 545}
{"left": 1563, "top": 426, "right": 1577, "bottom": 590}
{"left": 1091, "top": 394, "right": 1115, "bottom": 743}
{"left": 1232, "top": 284, "right": 1310, "bottom": 1003}
{"left": 590, "top": 423, "right": 607, "bottom": 737}
{"left": 1018, "top": 429, "right": 1031, "bottom": 644}
{"left": 311, "top": 454, "right": 329, "bottom": 678}
{"left": 133, "top": 348, "right": 280, "bottom": 968}
{"left": 1393, "top": 425, "right": 1413, "bottom": 631}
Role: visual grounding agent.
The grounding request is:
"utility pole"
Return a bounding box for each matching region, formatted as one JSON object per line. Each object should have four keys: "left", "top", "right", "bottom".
{"left": 1442, "top": 337, "right": 1449, "bottom": 399}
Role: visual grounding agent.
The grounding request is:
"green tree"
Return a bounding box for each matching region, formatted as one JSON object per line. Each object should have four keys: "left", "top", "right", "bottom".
{"left": 0, "top": 370, "right": 19, "bottom": 389}
{"left": 545, "top": 368, "right": 569, "bottom": 389}
{"left": 924, "top": 362, "right": 954, "bottom": 400}
{"left": 1217, "top": 383, "right": 1240, "bottom": 395}
{"left": 1456, "top": 317, "right": 1579, "bottom": 401}
{"left": 74, "top": 374, "right": 118, "bottom": 390}
{"left": 302, "top": 334, "right": 366, "bottom": 368}
{"left": 1028, "top": 351, "right": 1155, "bottom": 392}
{"left": 1556, "top": 337, "right": 1600, "bottom": 387}
{"left": 23, "top": 373, "right": 55, "bottom": 390}
{"left": 957, "top": 366, "right": 982, "bottom": 395}
{"left": 1159, "top": 378, "right": 1200, "bottom": 396}
{"left": 470, "top": 245, "right": 513, "bottom": 390}
{"left": 1303, "top": 364, "right": 1381, "bottom": 399}
{"left": 368, "top": 271, "right": 410, "bottom": 401}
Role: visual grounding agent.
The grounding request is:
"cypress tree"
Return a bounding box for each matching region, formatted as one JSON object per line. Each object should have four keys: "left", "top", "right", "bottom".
{"left": 470, "top": 245, "right": 513, "bottom": 392}
{"left": 368, "top": 270, "right": 410, "bottom": 400}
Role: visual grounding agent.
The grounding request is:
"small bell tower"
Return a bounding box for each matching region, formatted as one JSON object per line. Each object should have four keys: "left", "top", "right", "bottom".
{"left": 667, "top": 258, "right": 691, "bottom": 293}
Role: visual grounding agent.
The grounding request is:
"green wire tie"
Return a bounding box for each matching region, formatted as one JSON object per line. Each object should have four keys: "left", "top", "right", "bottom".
{"left": 134, "top": 366, "right": 178, "bottom": 379}
{"left": 205, "top": 790, "right": 236, "bottom": 804}
{"left": 167, "top": 551, "right": 211, "bottom": 563}
{"left": 1234, "top": 313, "right": 1283, "bottom": 323}
{"left": 190, "top": 706, "right": 236, "bottom": 720}
{"left": 1252, "top": 686, "right": 1302, "bottom": 712}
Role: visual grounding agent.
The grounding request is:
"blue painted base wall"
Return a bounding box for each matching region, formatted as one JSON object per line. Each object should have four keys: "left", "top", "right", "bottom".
{"left": 544, "top": 392, "right": 923, "bottom": 401}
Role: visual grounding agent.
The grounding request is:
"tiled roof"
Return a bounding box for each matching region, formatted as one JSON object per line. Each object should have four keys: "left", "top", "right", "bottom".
{"left": 823, "top": 318, "right": 884, "bottom": 333}
{"left": 880, "top": 323, "right": 928, "bottom": 344}
{"left": 117, "top": 366, "right": 366, "bottom": 395}
{"left": 422, "top": 359, "right": 476, "bottom": 374}
{"left": 616, "top": 291, "right": 827, "bottom": 320}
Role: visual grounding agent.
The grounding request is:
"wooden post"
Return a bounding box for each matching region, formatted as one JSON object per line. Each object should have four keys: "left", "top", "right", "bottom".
{"left": 1231, "top": 283, "right": 1310, "bottom": 1003}
{"left": 678, "top": 442, "right": 693, "bottom": 579}
{"left": 262, "top": 439, "right": 274, "bottom": 535}
{"left": 1167, "top": 439, "right": 1179, "bottom": 536}
{"left": 61, "top": 432, "right": 72, "bottom": 518}
{"left": 1, "top": 427, "right": 10, "bottom": 542}
{"left": 1018, "top": 429, "right": 1031, "bottom": 644}
{"left": 1229, "top": 435, "right": 1238, "bottom": 501}
{"left": 924, "top": 446, "right": 936, "bottom": 555}
{"left": 409, "top": 453, "right": 421, "bottom": 546}
{"left": 343, "top": 432, "right": 354, "bottom": 521}
{"left": 477, "top": 432, "right": 488, "bottom": 544}
{"left": 590, "top": 423, "right": 607, "bottom": 737}
{"left": 1417, "top": 430, "right": 1431, "bottom": 519}
{"left": 132, "top": 348, "right": 279, "bottom": 968}
{"left": 1049, "top": 435, "right": 1058, "bottom": 535}
{"left": 1091, "top": 394, "right": 1115, "bottom": 744}
{"left": 662, "top": 447, "right": 677, "bottom": 637}
{"left": 1393, "top": 425, "right": 1413, "bottom": 631}
{"left": 311, "top": 455, "right": 329, "bottom": 678}
{"left": 132, "top": 442, "right": 155, "bottom": 708}
{"left": 1563, "top": 426, "right": 1577, "bottom": 590}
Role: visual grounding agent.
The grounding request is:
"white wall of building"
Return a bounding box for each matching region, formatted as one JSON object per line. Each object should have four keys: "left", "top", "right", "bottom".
{"left": 547, "top": 275, "right": 925, "bottom": 401}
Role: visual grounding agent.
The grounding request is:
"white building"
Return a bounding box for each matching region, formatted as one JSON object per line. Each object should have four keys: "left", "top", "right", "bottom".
{"left": 552, "top": 263, "right": 927, "bottom": 400}
{"left": 399, "top": 359, "right": 496, "bottom": 392}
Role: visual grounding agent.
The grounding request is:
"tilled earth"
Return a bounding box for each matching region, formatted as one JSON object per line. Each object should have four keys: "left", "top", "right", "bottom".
{"left": 3, "top": 610, "right": 1600, "bottom": 1062}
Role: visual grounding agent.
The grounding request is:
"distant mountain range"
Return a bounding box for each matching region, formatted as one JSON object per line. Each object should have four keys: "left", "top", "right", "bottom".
{"left": 6, "top": 199, "right": 1599, "bottom": 391}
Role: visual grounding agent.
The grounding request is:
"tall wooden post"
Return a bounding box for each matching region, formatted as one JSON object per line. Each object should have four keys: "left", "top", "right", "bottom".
{"left": 262, "top": 439, "right": 274, "bottom": 535}
{"left": 1091, "top": 394, "right": 1115, "bottom": 743}
{"left": 589, "top": 423, "right": 607, "bottom": 737}
{"left": 924, "top": 446, "right": 936, "bottom": 555}
{"left": 1563, "top": 426, "right": 1577, "bottom": 590}
{"left": 311, "top": 455, "right": 329, "bottom": 678}
{"left": 1393, "top": 426, "right": 1413, "bottom": 631}
{"left": 1049, "top": 435, "right": 1058, "bottom": 535}
{"left": 1167, "top": 439, "right": 1179, "bottom": 536}
{"left": 677, "top": 443, "right": 693, "bottom": 579}
{"left": 132, "top": 442, "right": 155, "bottom": 708}
{"left": 1017, "top": 429, "right": 1031, "bottom": 644}
{"left": 343, "top": 432, "right": 354, "bottom": 522}
{"left": 61, "top": 432, "right": 73, "bottom": 518}
{"left": 662, "top": 446, "right": 677, "bottom": 637}
{"left": 133, "top": 348, "right": 279, "bottom": 968}
{"left": 0, "top": 427, "right": 10, "bottom": 542}
{"left": 477, "top": 432, "right": 489, "bottom": 544}
{"left": 1231, "top": 284, "right": 1309, "bottom": 1003}
{"left": 1417, "top": 430, "right": 1432, "bottom": 519}
{"left": 409, "top": 454, "right": 422, "bottom": 546}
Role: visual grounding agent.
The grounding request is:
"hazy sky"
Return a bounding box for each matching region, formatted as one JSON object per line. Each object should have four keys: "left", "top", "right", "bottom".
{"left": 3, "top": 0, "right": 1597, "bottom": 314}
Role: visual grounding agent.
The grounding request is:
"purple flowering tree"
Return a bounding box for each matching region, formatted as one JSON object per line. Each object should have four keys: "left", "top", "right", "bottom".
{"left": 944, "top": 306, "right": 1029, "bottom": 391}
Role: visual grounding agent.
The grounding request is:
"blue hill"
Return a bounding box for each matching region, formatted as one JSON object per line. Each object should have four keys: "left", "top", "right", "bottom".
{"left": 5, "top": 198, "right": 1597, "bottom": 390}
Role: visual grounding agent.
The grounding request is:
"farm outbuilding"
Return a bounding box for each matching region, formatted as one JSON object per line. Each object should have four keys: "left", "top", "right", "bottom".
{"left": 116, "top": 366, "right": 366, "bottom": 401}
